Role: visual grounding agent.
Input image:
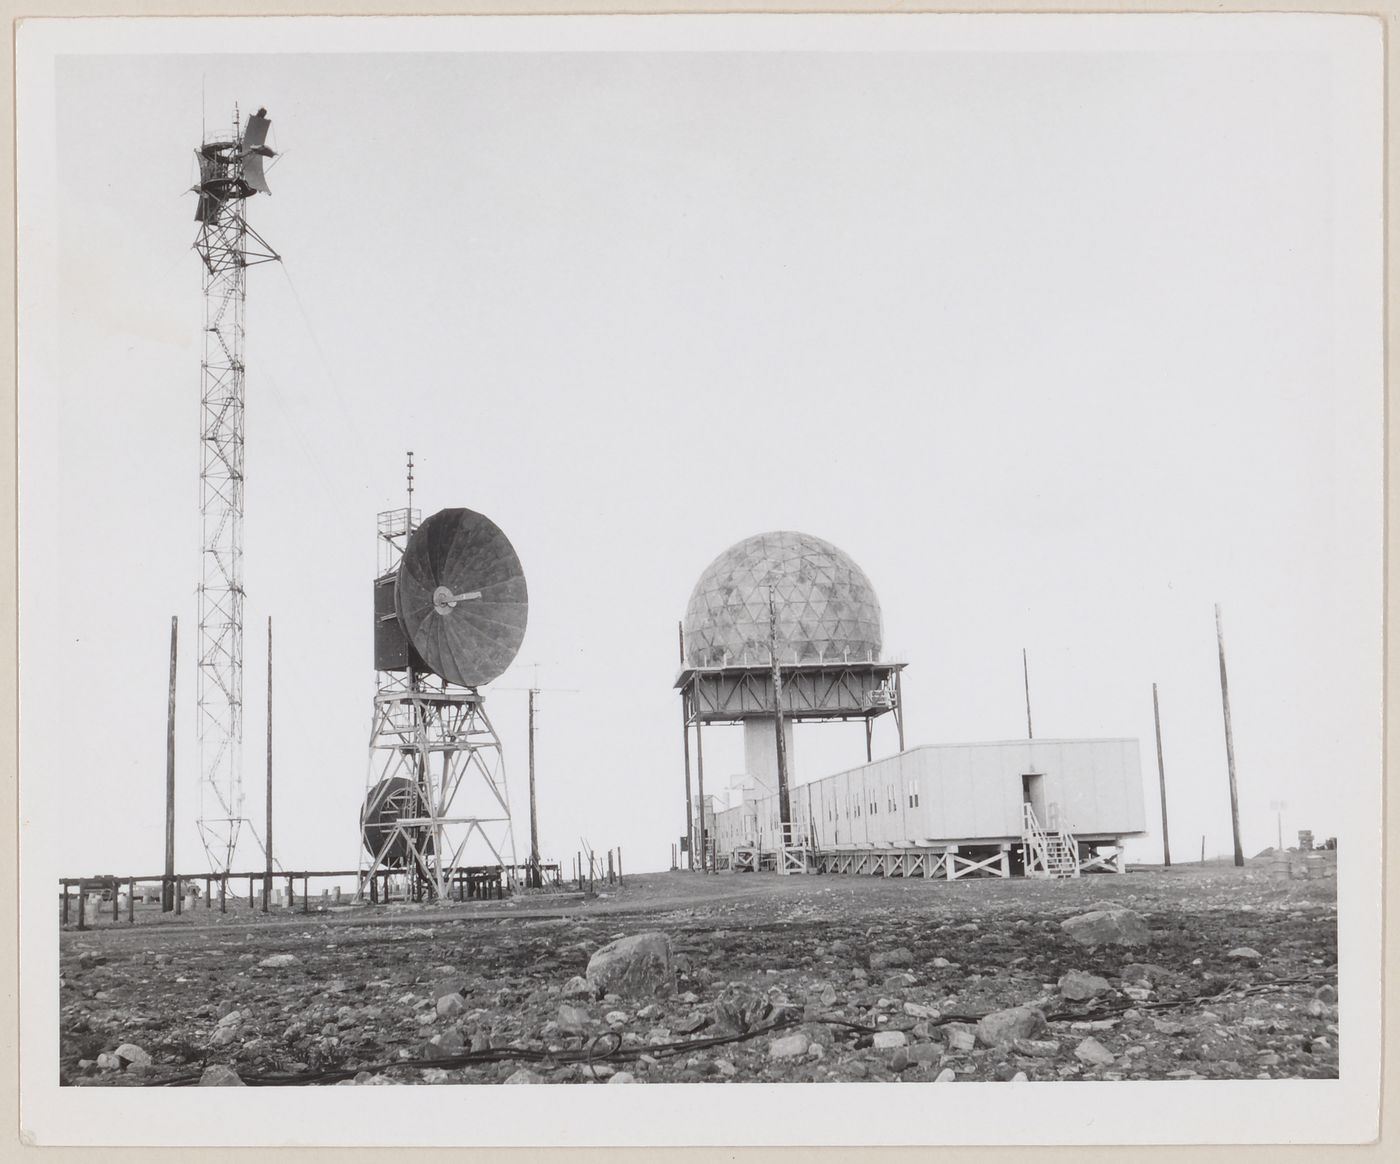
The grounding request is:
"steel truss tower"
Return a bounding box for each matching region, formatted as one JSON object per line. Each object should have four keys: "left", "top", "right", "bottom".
{"left": 191, "top": 106, "right": 279, "bottom": 873}
{"left": 358, "top": 506, "right": 518, "bottom": 902}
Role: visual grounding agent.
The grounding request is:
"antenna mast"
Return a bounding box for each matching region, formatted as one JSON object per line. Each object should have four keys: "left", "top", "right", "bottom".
{"left": 190, "top": 104, "right": 279, "bottom": 874}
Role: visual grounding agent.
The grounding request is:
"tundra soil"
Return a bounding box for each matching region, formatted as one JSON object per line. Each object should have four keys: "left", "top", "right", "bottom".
{"left": 59, "top": 862, "right": 1338, "bottom": 1086}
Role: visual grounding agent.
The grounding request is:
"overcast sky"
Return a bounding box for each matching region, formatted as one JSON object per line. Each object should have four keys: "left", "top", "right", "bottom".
{"left": 20, "top": 20, "right": 1382, "bottom": 883}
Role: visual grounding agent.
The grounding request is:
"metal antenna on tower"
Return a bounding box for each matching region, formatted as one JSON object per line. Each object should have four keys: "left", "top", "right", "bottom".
{"left": 189, "top": 104, "right": 280, "bottom": 875}
{"left": 406, "top": 450, "right": 415, "bottom": 512}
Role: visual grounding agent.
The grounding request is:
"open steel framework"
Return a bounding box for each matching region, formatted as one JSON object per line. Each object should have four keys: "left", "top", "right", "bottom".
{"left": 677, "top": 659, "right": 906, "bottom": 872}
{"left": 357, "top": 508, "right": 519, "bottom": 902}
{"left": 191, "top": 106, "right": 279, "bottom": 873}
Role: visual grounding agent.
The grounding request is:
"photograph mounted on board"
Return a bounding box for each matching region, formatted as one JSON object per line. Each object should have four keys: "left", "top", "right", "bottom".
{"left": 15, "top": 11, "right": 1382, "bottom": 1149}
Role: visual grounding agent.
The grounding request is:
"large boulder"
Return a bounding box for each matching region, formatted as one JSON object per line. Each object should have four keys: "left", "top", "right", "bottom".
{"left": 1058, "top": 970, "right": 1112, "bottom": 1002}
{"left": 585, "top": 932, "right": 675, "bottom": 999}
{"left": 113, "top": 1043, "right": 152, "bottom": 1068}
{"left": 1061, "top": 909, "right": 1150, "bottom": 948}
{"left": 975, "top": 1006, "right": 1046, "bottom": 1048}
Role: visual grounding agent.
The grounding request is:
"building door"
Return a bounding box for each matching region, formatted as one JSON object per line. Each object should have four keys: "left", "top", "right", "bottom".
{"left": 1021, "top": 773, "right": 1047, "bottom": 825}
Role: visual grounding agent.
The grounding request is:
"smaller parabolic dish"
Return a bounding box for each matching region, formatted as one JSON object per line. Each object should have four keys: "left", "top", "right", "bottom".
{"left": 394, "top": 507, "right": 528, "bottom": 688}
{"left": 361, "top": 777, "right": 428, "bottom": 866}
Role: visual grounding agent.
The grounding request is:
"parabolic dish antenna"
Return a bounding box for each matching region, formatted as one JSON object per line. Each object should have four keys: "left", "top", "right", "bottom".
{"left": 395, "top": 507, "right": 528, "bottom": 688}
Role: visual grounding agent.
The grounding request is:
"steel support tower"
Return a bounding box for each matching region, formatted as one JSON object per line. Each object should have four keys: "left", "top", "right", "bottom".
{"left": 191, "top": 106, "right": 279, "bottom": 873}
{"left": 357, "top": 502, "right": 518, "bottom": 903}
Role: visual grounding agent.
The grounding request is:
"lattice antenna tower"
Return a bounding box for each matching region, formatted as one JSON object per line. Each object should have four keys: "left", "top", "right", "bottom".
{"left": 190, "top": 104, "right": 280, "bottom": 874}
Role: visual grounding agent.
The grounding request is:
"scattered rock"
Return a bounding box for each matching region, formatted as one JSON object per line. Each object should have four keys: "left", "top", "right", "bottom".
{"left": 198, "top": 1065, "right": 245, "bottom": 1087}
{"left": 1074, "top": 1037, "right": 1116, "bottom": 1067}
{"left": 258, "top": 954, "right": 301, "bottom": 969}
{"left": 557, "top": 1004, "right": 592, "bottom": 1032}
{"left": 608, "top": 1072, "right": 637, "bottom": 1084}
{"left": 976, "top": 1006, "right": 1046, "bottom": 1048}
{"left": 1315, "top": 985, "right": 1338, "bottom": 1005}
{"left": 562, "top": 976, "right": 594, "bottom": 999}
{"left": 1009, "top": 1071, "right": 1029, "bottom": 1082}
{"left": 769, "top": 1032, "right": 812, "bottom": 1059}
{"left": 931, "top": 957, "right": 952, "bottom": 969}
{"left": 1227, "top": 948, "right": 1262, "bottom": 962}
{"left": 1120, "top": 963, "right": 1171, "bottom": 985}
{"left": 903, "top": 1001, "right": 939, "bottom": 1019}
{"left": 873, "top": 1030, "right": 908, "bottom": 1049}
{"left": 113, "top": 1044, "right": 151, "bottom": 1068}
{"left": 944, "top": 1024, "right": 977, "bottom": 1053}
{"left": 1058, "top": 970, "right": 1111, "bottom": 1002}
{"left": 1013, "top": 1038, "right": 1061, "bottom": 1058}
{"left": 870, "top": 948, "right": 914, "bottom": 970}
{"left": 503, "top": 1067, "right": 544, "bottom": 1084}
{"left": 1061, "top": 909, "right": 1150, "bottom": 948}
{"left": 436, "top": 993, "right": 466, "bottom": 1019}
{"left": 934, "top": 1067, "right": 956, "bottom": 1082}
{"left": 585, "top": 932, "right": 675, "bottom": 999}
{"left": 433, "top": 1030, "right": 466, "bottom": 1056}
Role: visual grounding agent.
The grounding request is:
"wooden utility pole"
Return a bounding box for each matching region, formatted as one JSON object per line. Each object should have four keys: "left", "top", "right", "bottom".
{"left": 894, "top": 668, "right": 906, "bottom": 752}
{"left": 1022, "top": 648, "right": 1033, "bottom": 739}
{"left": 1215, "top": 604, "right": 1245, "bottom": 867}
{"left": 163, "top": 616, "right": 178, "bottom": 913}
{"left": 769, "top": 586, "right": 792, "bottom": 832}
{"left": 263, "top": 617, "right": 273, "bottom": 912}
{"left": 527, "top": 687, "right": 541, "bottom": 888}
{"left": 1152, "top": 682, "right": 1171, "bottom": 867}
{"left": 679, "top": 622, "right": 694, "bottom": 871}
{"left": 695, "top": 712, "right": 707, "bottom": 872}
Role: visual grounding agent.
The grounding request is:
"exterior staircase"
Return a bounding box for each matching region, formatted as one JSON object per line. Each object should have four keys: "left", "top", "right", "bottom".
{"left": 1022, "top": 803, "right": 1080, "bottom": 879}
{"left": 778, "top": 822, "right": 816, "bottom": 875}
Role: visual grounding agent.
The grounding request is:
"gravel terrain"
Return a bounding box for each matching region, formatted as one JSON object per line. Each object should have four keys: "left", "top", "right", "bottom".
{"left": 58, "top": 860, "right": 1338, "bottom": 1086}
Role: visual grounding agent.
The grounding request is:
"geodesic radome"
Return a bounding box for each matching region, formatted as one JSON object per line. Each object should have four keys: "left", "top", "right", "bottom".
{"left": 683, "top": 531, "right": 883, "bottom": 668}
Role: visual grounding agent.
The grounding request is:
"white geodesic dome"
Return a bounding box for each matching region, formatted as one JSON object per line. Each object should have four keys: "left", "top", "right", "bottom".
{"left": 682, "top": 531, "right": 883, "bottom": 668}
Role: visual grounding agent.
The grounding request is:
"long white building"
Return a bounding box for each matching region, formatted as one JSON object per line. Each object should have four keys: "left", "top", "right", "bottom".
{"left": 712, "top": 738, "right": 1146, "bottom": 878}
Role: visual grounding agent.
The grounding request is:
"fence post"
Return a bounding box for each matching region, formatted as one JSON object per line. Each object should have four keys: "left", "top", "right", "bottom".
{"left": 77, "top": 881, "right": 87, "bottom": 931}
{"left": 127, "top": 878, "right": 135, "bottom": 924}
{"left": 62, "top": 883, "right": 70, "bottom": 927}
{"left": 175, "top": 877, "right": 182, "bottom": 915}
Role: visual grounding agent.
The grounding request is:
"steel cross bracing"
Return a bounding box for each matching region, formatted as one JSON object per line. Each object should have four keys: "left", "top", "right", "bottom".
{"left": 192, "top": 107, "right": 279, "bottom": 875}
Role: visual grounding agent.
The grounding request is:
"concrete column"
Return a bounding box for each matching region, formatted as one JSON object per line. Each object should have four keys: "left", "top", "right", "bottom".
{"left": 743, "top": 717, "right": 794, "bottom": 794}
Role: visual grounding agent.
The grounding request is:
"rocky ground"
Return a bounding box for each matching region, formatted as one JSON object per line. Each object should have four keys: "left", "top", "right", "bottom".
{"left": 58, "top": 860, "right": 1338, "bottom": 1086}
